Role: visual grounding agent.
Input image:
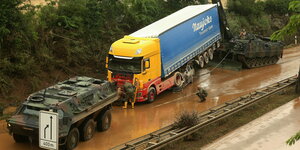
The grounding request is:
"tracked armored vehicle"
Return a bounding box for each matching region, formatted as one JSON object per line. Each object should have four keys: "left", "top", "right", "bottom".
{"left": 231, "top": 35, "right": 284, "bottom": 68}
{"left": 212, "top": 0, "right": 284, "bottom": 69}
{"left": 7, "top": 76, "right": 119, "bottom": 150}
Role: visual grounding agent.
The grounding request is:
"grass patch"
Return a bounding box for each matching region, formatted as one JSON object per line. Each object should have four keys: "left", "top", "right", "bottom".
{"left": 0, "top": 114, "right": 12, "bottom": 120}
{"left": 162, "top": 85, "right": 299, "bottom": 150}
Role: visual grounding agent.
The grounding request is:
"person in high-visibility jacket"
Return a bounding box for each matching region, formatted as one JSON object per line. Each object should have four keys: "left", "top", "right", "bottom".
{"left": 132, "top": 78, "right": 139, "bottom": 109}
{"left": 123, "top": 82, "right": 135, "bottom": 109}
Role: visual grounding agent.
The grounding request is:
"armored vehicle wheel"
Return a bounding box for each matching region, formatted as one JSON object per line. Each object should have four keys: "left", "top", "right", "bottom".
{"left": 81, "top": 119, "right": 96, "bottom": 141}
{"left": 256, "top": 58, "right": 263, "bottom": 67}
{"left": 97, "top": 109, "right": 112, "bottom": 131}
{"left": 242, "top": 58, "right": 251, "bottom": 68}
{"left": 147, "top": 87, "right": 156, "bottom": 103}
{"left": 197, "top": 55, "right": 205, "bottom": 68}
{"left": 174, "top": 72, "right": 183, "bottom": 87}
{"left": 268, "top": 57, "right": 272, "bottom": 65}
{"left": 66, "top": 127, "right": 79, "bottom": 150}
{"left": 271, "top": 56, "right": 279, "bottom": 64}
{"left": 203, "top": 52, "right": 209, "bottom": 64}
{"left": 268, "top": 57, "right": 273, "bottom": 65}
{"left": 208, "top": 48, "right": 214, "bottom": 60}
{"left": 262, "top": 57, "right": 268, "bottom": 65}
{"left": 250, "top": 58, "right": 257, "bottom": 68}
{"left": 13, "top": 133, "right": 28, "bottom": 143}
{"left": 253, "top": 58, "right": 259, "bottom": 67}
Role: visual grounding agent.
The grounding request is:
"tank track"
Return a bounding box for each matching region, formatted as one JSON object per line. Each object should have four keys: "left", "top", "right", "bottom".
{"left": 238, "top": 56, "right": 280, "bottom": 69}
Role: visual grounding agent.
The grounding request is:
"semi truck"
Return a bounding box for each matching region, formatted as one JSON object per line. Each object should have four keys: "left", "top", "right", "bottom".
{"left": 107, "top": 4, "right": 221, "bottom": 102}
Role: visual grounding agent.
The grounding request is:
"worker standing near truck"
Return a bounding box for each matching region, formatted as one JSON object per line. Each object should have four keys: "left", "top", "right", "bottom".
{"left": 123, "top": 82, "right": 136, "bottom": 109}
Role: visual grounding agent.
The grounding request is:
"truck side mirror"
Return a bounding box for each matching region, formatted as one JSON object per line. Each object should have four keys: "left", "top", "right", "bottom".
{"left": 144, "top": 58, "right": 150, "bottom": 70}
{"left": 145, "top": 61, "right": 150, "bottom": 69}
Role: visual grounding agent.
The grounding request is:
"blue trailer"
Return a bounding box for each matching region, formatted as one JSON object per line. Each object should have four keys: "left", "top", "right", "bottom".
{"left": 131, "top": 4, "right": 221, "bottom": 77}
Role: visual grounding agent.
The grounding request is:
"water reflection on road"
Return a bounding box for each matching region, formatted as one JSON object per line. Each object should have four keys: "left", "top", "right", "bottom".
{"left": 0, "top": 46, "right": 299, "bottom": 150}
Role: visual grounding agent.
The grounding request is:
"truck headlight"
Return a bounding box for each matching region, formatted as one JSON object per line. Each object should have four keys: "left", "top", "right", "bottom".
{"left": 7, "top": 123, "right": 11, "bottom": 127}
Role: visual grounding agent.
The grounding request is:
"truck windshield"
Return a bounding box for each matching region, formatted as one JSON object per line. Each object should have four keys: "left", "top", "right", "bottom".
{"left": 108, "top": 55, "right": 142, "bottom": 73}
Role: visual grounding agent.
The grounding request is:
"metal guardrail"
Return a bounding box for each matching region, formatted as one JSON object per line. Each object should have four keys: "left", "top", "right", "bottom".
{"left": 111, "top": 75, "right": 298, "bottom": 150}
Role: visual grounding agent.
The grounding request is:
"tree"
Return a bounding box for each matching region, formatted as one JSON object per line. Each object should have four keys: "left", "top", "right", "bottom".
{"left": 271, "top": 1, "right": 300, "bottom": 40}
{"left": 277, "top": 1, "right": 300, "bottom": 145}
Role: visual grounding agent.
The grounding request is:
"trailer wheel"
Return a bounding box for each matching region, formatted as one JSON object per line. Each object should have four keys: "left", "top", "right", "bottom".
{"left": 147, "top": 87, "right": 156, "bottom": 103}
{"left": 198, "top": 55, "right": 205, "bottom": 68}
{"left": 13, "top": 133, "right": 28, "bottom": 143}
{"left": 208, "top": 48, "right": 214, "bottom": 60}
{"left": 81, "top": 119, "right": 96, "bottom": 141}
{"left": 174, "top": 72, "right": 183, "bottom": 87}
{"left": 97, "top": 109, "right": 112, "bottom": 131}
{"left": 66, "top": 127, "right": 79, "bottom": 150}
{"left": 203, "top": 52, "right": 209, "bottom": 64}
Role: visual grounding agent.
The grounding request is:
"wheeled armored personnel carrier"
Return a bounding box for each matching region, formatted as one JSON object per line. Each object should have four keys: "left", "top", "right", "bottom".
{"left": 6, "top": 76, "right": 119, "bottom": 150}
{"left": 231, "top": 35, "right": 284, "bottom": 68}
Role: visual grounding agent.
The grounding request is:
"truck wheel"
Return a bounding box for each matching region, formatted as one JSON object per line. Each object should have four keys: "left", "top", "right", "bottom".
{"left": 208, "top": 48, "right": 214, "bottom": 60}
{"left": 203, "top": 52, "right": 209, "bottom": 64}
{"left": 174, "top": 72, "right": 183, "bottom": 87}
{"left": 147, "top": 87, "right": 156, "bottom": 103}
{"left": 66, "top": 127, "right": 79, "bottom": 150}
{"left": 13, "top": 133, "right": 28, "bottom": 143}
{"left": 198, "top": 55, "right": 204, "bottom": 68}
{"left": 97, "top": 109, "right": 112, "bottom": 131}
{"left": 81, "top": 119, "right": 96, "bottom": 141}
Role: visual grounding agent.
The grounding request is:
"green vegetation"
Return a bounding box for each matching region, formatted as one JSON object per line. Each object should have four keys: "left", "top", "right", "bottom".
{"left": 173, "top": 111, "right": 200, "bottom": 129}
{"left": 0, "top": 0, "right": 297, "bottom": 101}
{"left": 226, "top": 0, "right": 295, "bottom": 36}
{"left": 0, "top": 0, "right": 197, "bottom": 98}
{"left": 271, "top": 1, "right": 300, "bottom": 41}
{"left": 287, "top": 132, "right": 300, "bottom": 146}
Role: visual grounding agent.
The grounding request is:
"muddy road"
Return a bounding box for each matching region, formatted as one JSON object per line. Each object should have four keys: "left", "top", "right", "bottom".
{"left": 0, "top": 46, "right": 299, "bottom": 150}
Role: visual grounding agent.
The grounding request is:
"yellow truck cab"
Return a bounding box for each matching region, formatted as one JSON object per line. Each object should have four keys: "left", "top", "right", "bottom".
{"left": 107, "top": 36, "right": 165, "bottom": 102}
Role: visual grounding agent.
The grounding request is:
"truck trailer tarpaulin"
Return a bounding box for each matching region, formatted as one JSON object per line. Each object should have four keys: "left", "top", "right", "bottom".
{"left": 131, "top": 4, "right": 221, "bottom": 77}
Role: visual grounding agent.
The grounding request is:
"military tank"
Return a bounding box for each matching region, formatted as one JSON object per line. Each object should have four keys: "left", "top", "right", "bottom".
{"left": 6, "top": 76, "right": 119, "bottom": 150}
{"left": 230, "top": 34, "right": 284, "bottom": 68}
{"left": 211, "top": 0, "right": 284, "bottom": 69}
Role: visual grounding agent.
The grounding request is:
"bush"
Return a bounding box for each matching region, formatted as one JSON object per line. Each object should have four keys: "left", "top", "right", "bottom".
{"left": 226, "top": 0, "right": 274, "bottom": 36}
{"left": 0, "top": 73, "right": 12, "bottom": 97}
{"left": 265, "top": 0, "right": 294, "bottom": 15}
{"left": 173, "top": 111, "right": 200, "bottom": 129}
{"left": 227, "top": 0, "right": 264, "bottom": 16}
